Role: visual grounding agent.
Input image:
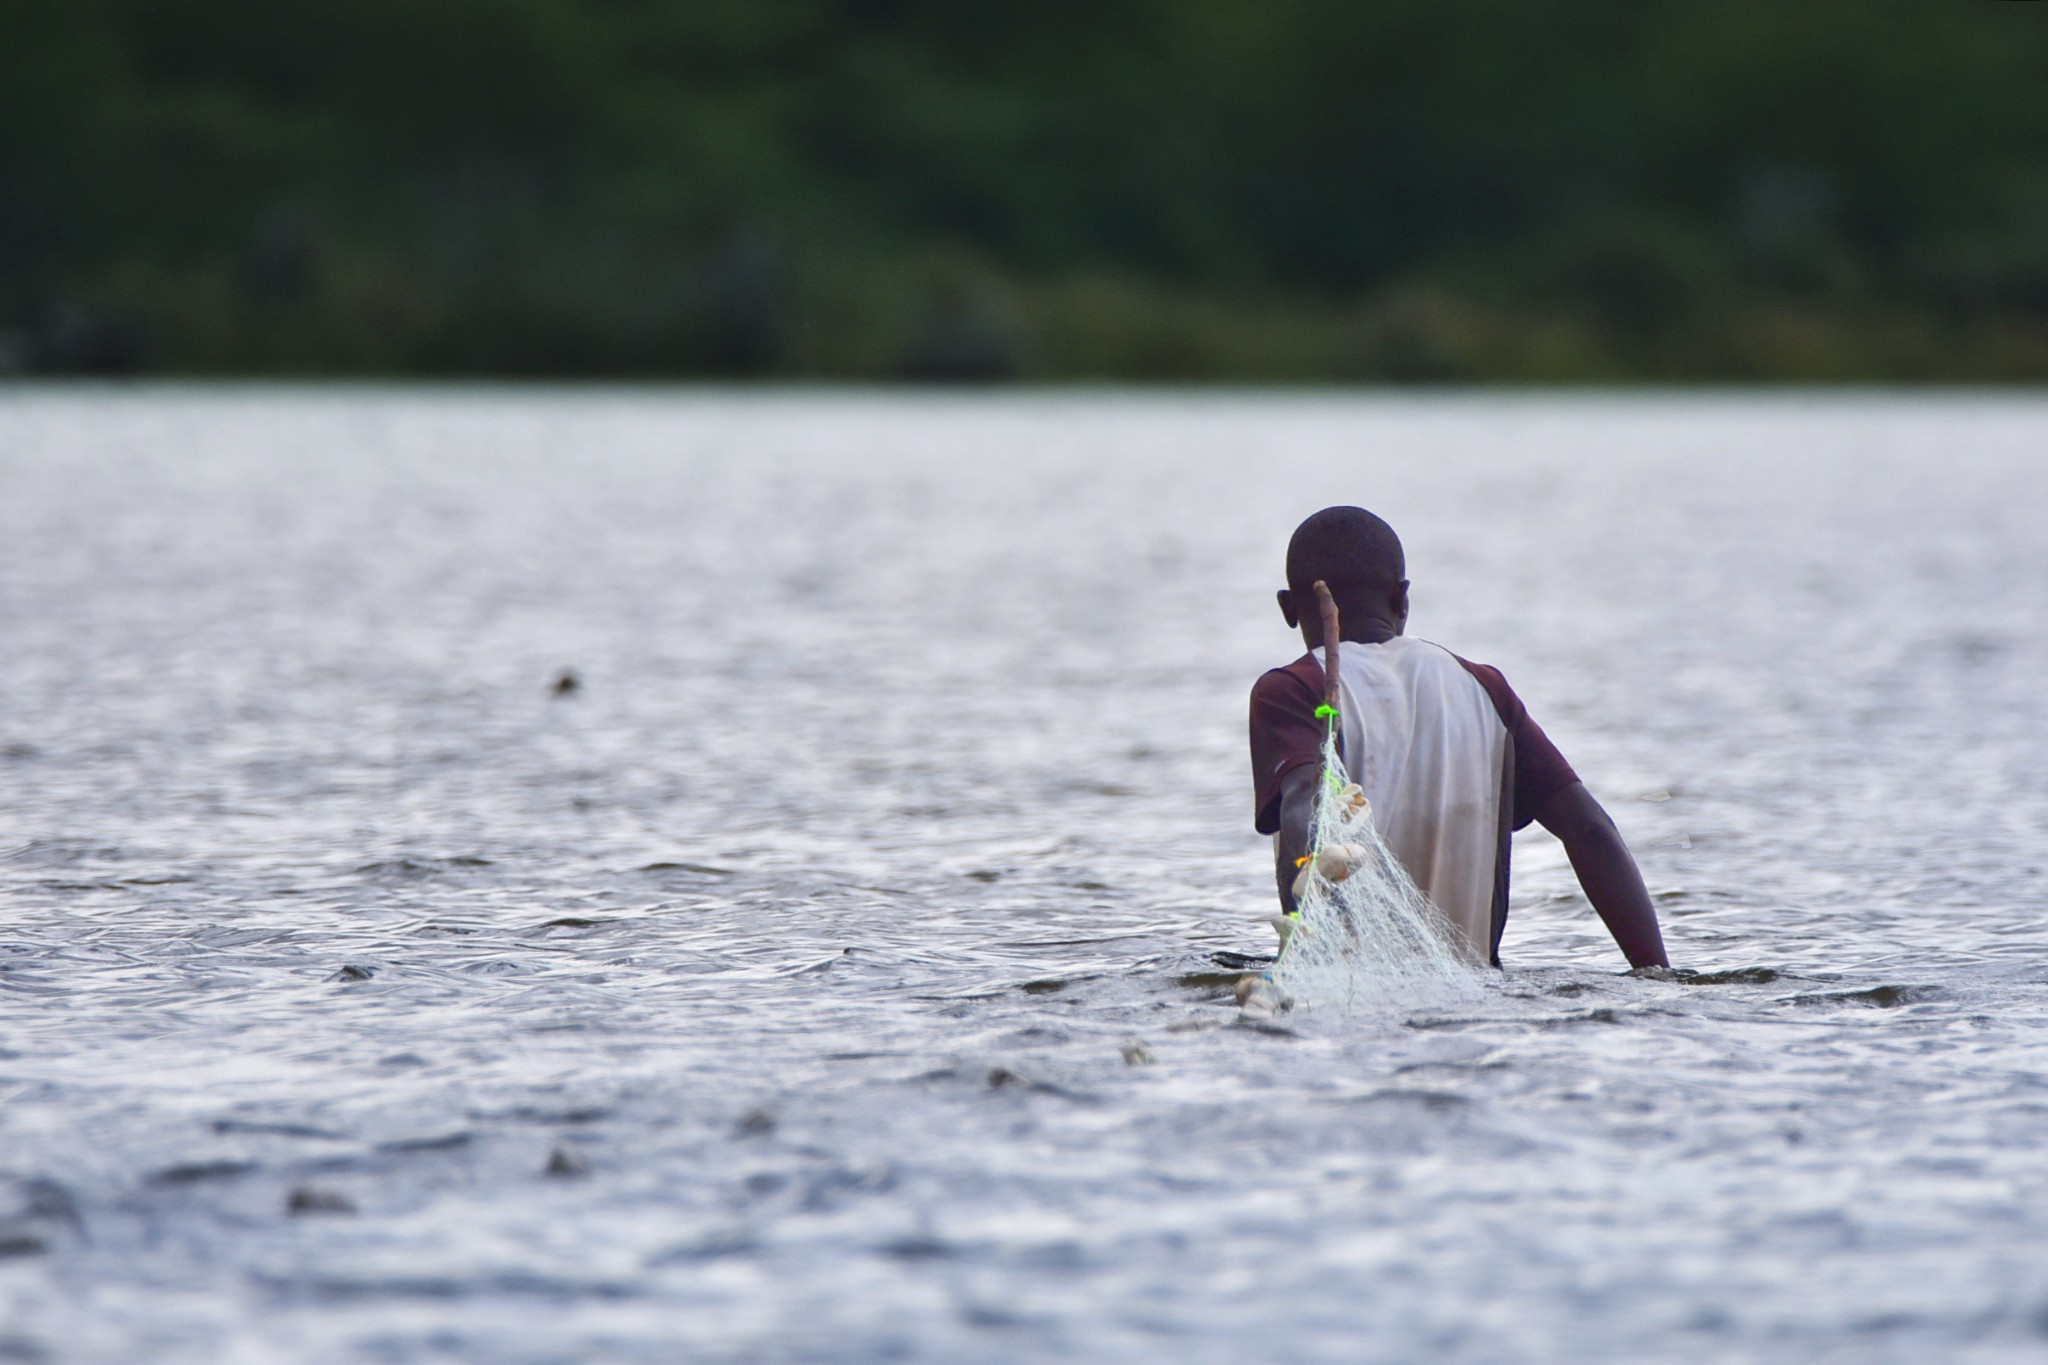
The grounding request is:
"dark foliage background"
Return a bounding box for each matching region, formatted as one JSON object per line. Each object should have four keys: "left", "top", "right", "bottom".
{"left": 6, "top": 0, "right": 2048, "bottom": 379}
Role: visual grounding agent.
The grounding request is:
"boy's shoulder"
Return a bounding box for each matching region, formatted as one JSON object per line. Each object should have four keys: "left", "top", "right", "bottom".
{"left": 1250, "top": 651, "right": 1324, "bottom": 703}
{"left": 1250, "top": 638, "right": 1497, "bottom": 696}
{"left": 1249, "top": 639, "right": 1538, "bottom": 735}
{"left": 1442, "top": 652, "right": 1530, "bottom": 727}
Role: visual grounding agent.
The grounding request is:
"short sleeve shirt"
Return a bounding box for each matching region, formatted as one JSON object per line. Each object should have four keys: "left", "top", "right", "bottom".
{"left": 1248, "top": 648, "right": 1578, "bottom": 835}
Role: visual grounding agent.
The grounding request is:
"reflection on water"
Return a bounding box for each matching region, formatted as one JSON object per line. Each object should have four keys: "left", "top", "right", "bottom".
{"left": 2, "top": 389, "right": 2046, "bottom": 1362}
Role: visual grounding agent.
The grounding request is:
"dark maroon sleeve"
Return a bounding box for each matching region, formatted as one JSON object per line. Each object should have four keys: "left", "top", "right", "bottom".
{"left": 1249, "top": 655, "right": 1327, "bottom": 835}
{"left": 1456, "top": 658, "right": 1580, "bottom": 829}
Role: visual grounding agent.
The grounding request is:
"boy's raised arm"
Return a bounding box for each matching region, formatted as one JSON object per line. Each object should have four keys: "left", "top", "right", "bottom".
{"left": 1535, "top": 782, "right": 1669, "bottom": 968}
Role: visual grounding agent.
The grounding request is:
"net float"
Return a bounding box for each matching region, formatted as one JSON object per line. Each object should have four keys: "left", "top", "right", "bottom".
{"left": 1316, "top": 842, "right": 1368, "bottom": 882}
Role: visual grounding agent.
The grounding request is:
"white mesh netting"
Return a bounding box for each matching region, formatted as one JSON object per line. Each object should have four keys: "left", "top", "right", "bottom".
{"left": 1254, "top": 725, "right": 1481, "bottom": 1015}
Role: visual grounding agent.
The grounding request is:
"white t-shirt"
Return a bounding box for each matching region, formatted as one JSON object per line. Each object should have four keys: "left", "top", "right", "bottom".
{"left": 1323, "top": 637, "right": 1510, "bottom": 964}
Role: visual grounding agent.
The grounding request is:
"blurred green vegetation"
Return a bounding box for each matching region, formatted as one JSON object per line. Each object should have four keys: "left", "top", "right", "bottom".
{"left": 5, "top": 0, "right": 2048, "bottom": 380}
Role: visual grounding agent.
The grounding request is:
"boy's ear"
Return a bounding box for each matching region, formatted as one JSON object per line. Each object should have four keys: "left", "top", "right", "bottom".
{"left": 1277, "top": 589, "right": 1300, "bottom": 628}
{"left": 1391, "top": 580, "right": 1410, "bottom": 624}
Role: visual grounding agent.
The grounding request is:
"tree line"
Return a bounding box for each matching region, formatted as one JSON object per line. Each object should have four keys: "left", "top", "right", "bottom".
{"left": 4, "top": 0, "right": 2047, "bottom": 380}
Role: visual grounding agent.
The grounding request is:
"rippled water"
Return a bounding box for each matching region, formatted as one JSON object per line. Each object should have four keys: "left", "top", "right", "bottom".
{"left": 2, "top": 388, "right": 2046, "bottom": 1363}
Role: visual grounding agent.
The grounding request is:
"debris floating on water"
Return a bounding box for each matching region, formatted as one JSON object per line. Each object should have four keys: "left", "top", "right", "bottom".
{"left": 544, "top": 1146, "right": 591, "bottom": 1178}
{"left": 286, "top": 1187, "right": 355, "bottom": 1216}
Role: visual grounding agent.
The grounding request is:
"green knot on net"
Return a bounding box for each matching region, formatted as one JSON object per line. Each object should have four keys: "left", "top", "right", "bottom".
{"left": 1316, "top": 702, "right": 1343, "bottom": 794}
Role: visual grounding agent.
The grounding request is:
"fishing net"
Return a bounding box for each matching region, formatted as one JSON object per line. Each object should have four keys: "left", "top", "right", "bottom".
{"left": 1252, "top": 717, "right": 1481, "bottom": 1016}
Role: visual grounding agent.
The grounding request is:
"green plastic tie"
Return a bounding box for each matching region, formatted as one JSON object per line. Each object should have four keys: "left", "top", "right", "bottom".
{"left": 1313, "top": 703, "right": 1339, "bottom": 721}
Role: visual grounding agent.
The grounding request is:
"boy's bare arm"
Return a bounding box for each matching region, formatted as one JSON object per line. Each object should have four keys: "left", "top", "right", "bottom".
{"left": 1270, "top": 764, "right": 1320, "bottom": 915}
{"left": 1534, "top": 782, "right": 1669, "bottom": 968}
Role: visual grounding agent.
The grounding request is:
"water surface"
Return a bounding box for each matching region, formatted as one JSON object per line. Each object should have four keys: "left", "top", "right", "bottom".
{"left": 2, "top": 389, "right": 2045, "bottom": 1362}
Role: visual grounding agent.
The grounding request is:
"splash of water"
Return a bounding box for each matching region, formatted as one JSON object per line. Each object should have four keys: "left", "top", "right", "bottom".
{"left": 1260, "top": 727, "right": 1480, "bottom": 1014}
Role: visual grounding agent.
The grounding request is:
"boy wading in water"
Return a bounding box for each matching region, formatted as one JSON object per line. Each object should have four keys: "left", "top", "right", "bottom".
{"left": 1250, "top": 507, "right": 1668, "bottom": 969}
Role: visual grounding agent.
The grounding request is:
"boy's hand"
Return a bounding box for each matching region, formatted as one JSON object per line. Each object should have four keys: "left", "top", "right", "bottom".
{"left": 1268, "top": 913, "right": 1301, "bottom": 952}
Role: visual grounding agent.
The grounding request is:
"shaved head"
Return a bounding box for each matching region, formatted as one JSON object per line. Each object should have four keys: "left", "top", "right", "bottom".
{"left": 1285, "top": 506, "right": 1406, "bottom": 598}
